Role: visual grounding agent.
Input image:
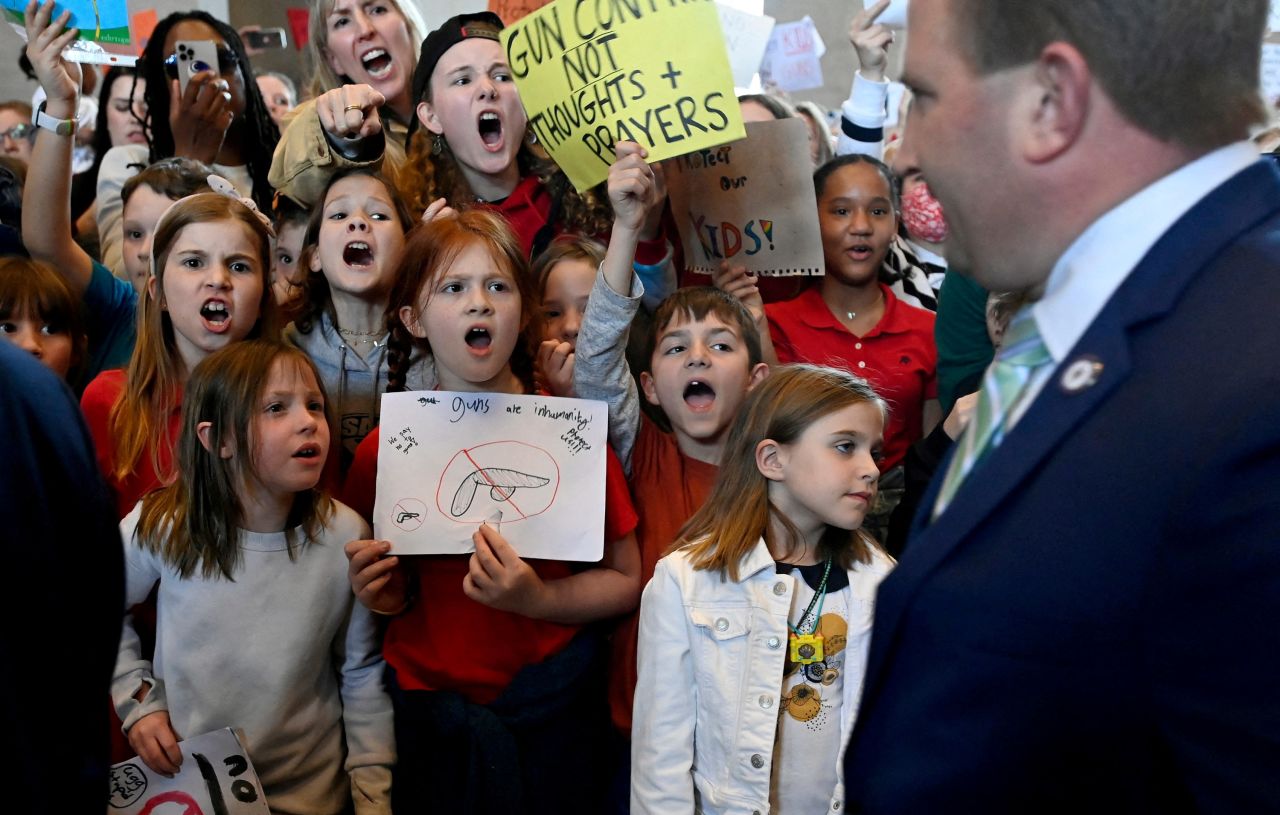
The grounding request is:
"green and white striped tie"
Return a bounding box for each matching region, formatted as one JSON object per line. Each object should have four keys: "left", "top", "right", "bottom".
{"left": 933, "top": 308, "right": 1053, "bottom": 518}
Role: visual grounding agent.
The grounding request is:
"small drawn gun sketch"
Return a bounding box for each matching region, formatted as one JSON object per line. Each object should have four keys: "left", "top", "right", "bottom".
{"left": 451, "top": 468, "right": 550, "bottom": 516}
{"left": 396, "top": 511, "right": 421, "bottom": 524}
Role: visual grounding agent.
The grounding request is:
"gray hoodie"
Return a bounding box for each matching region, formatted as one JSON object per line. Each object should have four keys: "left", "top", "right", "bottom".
{"left": 286, "top": 313, "right": 435, "bottom": 472}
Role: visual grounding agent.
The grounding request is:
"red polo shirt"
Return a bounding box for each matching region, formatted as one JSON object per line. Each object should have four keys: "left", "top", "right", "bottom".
{"left": 766, "top": 284, "right": 937, "bottom": 470}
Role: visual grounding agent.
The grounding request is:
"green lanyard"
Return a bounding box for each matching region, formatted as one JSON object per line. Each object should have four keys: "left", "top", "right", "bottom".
{"left": 787, "top": 555, "right": 832, "bottom": 637}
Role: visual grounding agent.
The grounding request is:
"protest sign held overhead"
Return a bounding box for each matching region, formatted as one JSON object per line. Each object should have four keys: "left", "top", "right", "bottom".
{"left": 667, "top": 117, "right": 825, "bottom": 277}
{"left": 503, "top": 0, "right": 746, "bottom": 191}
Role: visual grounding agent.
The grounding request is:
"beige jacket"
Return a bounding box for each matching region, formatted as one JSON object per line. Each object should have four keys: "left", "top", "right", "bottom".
{"left": 268, "top": 97, "right": 410, "bottom": 207}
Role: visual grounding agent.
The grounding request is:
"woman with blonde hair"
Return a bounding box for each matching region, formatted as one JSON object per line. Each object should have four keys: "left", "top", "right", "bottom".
{"left": 269, "top": 0, "right": 426, "bottom": 207}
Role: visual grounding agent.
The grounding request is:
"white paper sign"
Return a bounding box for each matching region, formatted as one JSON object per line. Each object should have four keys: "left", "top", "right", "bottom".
{"left": 761, "top": 17, "right": 824, "bottom": 92}
{"left": 107, "top": 728, "right": 269, "bottom": 814}
{"left": 716, "top": 3, "right": 776, "bottom": 88}
{"left": 1262, "top": 43, "right": 1280, "bottom": 107}
{"left": 375, "top": 391, "right": 607, "bottom": 561}
{"left": 1270, "top": 0, "right": 1280, "bottom": 34}
{"left": 864, "top": 0, "right": 909, "bottom": 28}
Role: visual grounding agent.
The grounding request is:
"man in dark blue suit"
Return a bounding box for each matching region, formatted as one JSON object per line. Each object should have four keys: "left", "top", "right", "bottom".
{"left": 842, "top": 1, "right": 1280, "bottom": 812}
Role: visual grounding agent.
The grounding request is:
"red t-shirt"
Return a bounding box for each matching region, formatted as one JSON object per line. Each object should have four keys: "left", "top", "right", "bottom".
{"left": 80, "top": 369, "right": 183, "bottom": 519}
{"left": 343, "top": 425, "right": 639, "bottom": 705}
{"left": 485, "top": 173, "right": 668, "bottom": 265}
{"left": 766, "top": 284, "right": 937, "bottom": 471}
{"left": 608, "top": 415, "right": 719, "bottom": 733}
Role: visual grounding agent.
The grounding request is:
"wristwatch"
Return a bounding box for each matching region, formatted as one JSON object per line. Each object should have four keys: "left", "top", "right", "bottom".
{"left": 35, "top": 104, "right": 77, "bottom": 137}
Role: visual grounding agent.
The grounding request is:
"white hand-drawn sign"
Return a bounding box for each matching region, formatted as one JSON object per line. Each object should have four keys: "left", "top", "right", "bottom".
{"left": 107, "top": 728, "right": 269, "bottom": 815}
{"left": 375, "top": 391, "right": 608, "bottom": 561}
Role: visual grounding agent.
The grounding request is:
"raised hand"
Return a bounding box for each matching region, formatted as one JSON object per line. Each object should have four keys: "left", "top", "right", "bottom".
{"left": 169, "top": 70, "right": 234, "bottom": 164}
{"left": 850, "top": 0, "right": 894, "bottom": 82}
{"left": 608, "top": 141, "right": 658, "bottom": 234}
{"left": 23, "top": 0, "right": 82, "bottom": 113}
{"left": 713, "top": 260, "right": 765, "bottom": 324}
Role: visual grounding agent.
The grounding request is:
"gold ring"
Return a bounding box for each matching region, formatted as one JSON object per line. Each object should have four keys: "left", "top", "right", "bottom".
{"left": 344, "top": 104, "right": 362, "bottom": 113}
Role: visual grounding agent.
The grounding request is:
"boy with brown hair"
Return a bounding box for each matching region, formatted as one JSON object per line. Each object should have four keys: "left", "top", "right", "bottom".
{"left": 576, "top": 143, "right": 770, "bottom": 737}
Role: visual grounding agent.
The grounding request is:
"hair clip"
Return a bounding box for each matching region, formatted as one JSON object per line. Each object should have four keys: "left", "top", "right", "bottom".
{"left": 207, "top": 174, "right": 276, "bottom": 237}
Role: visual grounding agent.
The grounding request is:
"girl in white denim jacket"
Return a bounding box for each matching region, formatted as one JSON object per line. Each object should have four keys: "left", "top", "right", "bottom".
{"left": 632, "top": 364, "right": 896, "bottom": 815}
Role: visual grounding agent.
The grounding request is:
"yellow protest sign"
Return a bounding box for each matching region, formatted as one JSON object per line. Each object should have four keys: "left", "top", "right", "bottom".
{"left": 503, "top": 0, "right": 746, "bottom": 192}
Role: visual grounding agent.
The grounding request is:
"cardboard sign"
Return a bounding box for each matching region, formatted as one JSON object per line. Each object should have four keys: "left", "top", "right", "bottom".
{"left": 666, "top": 118, "right": 824, "bottom": 277}
{"left": 760, "top": 17, "right": 823, "bottom": 92}
{"left": 375, "top": 391, "right": 608, "bottom": 561}
{"left": 107, "top": 728, "right": 269, "bottom": 814}
{"left": 2, "top": 0, "right": 136, "bottom": 65}
{"left": 716, "top": 3, "right": 775, "bottom": 88}
{"left": 503, "top": 0, "right": 745, "bottom": 192}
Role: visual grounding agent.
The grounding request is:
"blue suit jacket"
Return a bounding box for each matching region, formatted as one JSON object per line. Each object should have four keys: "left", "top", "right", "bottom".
{"left": 842, "top": 160, "right": 1280, "bottom": 813}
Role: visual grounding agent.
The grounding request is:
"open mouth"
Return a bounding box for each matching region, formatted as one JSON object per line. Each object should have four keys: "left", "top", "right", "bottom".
{"left": 683, "top": 379, "right": 716, "bottom": 410}
{"left": 478, "top": 112, "right": 503, "bottom": 148}
{"left": 200, "top": 300, "right": 230, "bottom": 330}
{"left": 361, "top": 48, "right": 393, "bottom": 79}
{"left": 343, "top": 241, "right": 374, "bottom": 267}
{"left": 465, "top": 326, "right": 492, "bottom": 351}
{"left": 293, "top": 443, "right": 323, "bottom": 460}
{"left": 846, "top": 243, "right": 874, "bottom": 262}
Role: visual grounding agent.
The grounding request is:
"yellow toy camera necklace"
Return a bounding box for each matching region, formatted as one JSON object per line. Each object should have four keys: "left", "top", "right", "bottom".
{"left": 788, "top": 555, "right": 833, "bottom": 665}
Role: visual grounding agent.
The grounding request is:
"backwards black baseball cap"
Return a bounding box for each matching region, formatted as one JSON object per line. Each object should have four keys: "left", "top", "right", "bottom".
{"left": 410, "top": 12, "right": 504, "bottom": 107}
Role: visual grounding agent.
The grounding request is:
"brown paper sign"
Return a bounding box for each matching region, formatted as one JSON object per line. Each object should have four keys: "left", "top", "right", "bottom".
{"left": 666, "top": 118, "right": 824, "bottom": 277}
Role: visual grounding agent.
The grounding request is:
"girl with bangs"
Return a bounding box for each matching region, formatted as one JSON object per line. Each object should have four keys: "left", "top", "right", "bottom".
{"left": 81, "top": 190, "right": 277, "bottom": 517}
{"left": 287, "top": 167, "right": 433, "bottom": 473}
{"left": 0, "top": 257, "right": 85, "bottom": 383}
{"left": 269, "top": 0, "right": 426, "bottom": 207}
{"left": 632, "top": 364, "right": 895, "bottom": 815}
{"left": 114, "top": 339, "right": 393, "bottom": 815}
{"left": 341, "top": 209, "right": 642, "bottom": 813}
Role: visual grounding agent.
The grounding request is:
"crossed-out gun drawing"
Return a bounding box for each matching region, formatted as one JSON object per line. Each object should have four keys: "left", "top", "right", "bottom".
{"left": 450, "top": 467, "right": 552, "bottom": 516}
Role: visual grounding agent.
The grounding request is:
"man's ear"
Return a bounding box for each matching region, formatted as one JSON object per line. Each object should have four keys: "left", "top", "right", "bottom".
{"left": 1020, "top": 41, "right": 1091, "bottom": 165}
{"left": 639, "top": 371, "right": 661, "bottom": 407}
{"left": 745, "top": 362, "right": 770, "bottom": 392}
{"left": 417, "top": 100, "right": 444, "bottom": 136}
{"left": 755, "top": 438, "right": 787, "bottom": 482}
{"left": 400, "top": 304, "right": 426, "bottom": 338}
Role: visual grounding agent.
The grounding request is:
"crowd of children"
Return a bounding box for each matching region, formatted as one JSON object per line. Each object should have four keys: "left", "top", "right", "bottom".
{"left": 4, "top": 0, "right": 1021, "bottom": 811}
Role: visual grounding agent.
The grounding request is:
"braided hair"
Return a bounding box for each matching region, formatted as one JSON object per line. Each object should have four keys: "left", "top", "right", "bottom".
{"left": 137, "top": 12, "right": 280, "bottom": 212}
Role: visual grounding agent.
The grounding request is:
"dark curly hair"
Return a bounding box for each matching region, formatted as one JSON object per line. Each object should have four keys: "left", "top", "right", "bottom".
{"left": 398, "top": 129, "right": 614, "bottom": 255}
{"left": 136, "top": 12, "right": 279, "bottom": 212}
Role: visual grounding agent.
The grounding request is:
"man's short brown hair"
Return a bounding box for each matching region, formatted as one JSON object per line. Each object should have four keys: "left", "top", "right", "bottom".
{"left": 953, "top": 0, "right": 1268, "bottom": 150}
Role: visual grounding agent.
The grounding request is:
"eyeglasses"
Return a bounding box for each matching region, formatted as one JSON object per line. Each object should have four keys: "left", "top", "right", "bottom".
{"left": 1, "top": 124, "right": 34, "bottom": 142}
{"left": 162, "top": 45, "right": 239, "bottom": 80}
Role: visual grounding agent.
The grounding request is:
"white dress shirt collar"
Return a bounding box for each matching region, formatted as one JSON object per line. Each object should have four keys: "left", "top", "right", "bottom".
{"left": 1033, "top": 141, "right": 1260, "bottom": 362}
